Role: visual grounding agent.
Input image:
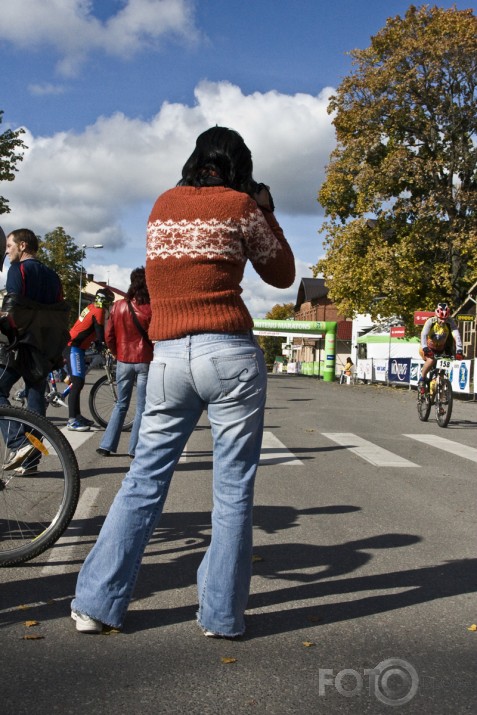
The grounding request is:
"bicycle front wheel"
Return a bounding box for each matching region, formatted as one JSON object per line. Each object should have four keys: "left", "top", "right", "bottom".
{"left": 0, "top": 406, "right": 80, "bottom": 566}
{"left": 89, "top": 374, "right": 136, "bottom": 431}
{"left": 417, "top": 390, "right": 431, "bottom": 421}
{"left": 436, "top": 377, "right": 453, "bottom": 428}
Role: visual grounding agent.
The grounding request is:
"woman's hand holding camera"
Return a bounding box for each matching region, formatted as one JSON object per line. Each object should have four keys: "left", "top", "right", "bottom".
{"left": 250, "top": 181, "right": 275, "bottom": 212}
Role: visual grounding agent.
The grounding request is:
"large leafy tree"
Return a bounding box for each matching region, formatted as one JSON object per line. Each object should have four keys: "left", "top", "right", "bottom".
{"left": 0, "top": 111, "right": 26, "bottom": 215}
{"left": 37, "top": 227, "right": 83, "bottom": 324}
{"left": 315, "top": 5, "right": 477, "bottom": 328}
{"left": 256, "top": 303, "right": 295, "bottom": 366}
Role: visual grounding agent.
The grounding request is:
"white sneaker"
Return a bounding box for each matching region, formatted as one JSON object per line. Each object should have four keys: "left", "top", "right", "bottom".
{"left": 3, "top": 444, "right": 36, "bottom": 471}
{"left": 71, "top": 610, "right": 103, "bottom": 633}
{"left": 13, "top": 465, "right": 38, "bottom": 475}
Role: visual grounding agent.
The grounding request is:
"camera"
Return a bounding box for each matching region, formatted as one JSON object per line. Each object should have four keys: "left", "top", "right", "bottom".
{"left": 248, "top": 181, "right": 275, "bottom": 212}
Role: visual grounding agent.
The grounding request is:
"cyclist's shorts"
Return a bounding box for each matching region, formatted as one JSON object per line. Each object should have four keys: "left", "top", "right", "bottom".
{"left": 418, "top": 347, "right": 443, "bottom": 361}
{"left": 68, "top": 346, "right": 86, "bottom": 378}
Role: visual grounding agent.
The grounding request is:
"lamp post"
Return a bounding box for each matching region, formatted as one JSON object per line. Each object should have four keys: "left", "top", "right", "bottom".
{"left": 78, "top": 243, "right": 103, "bottom": 316}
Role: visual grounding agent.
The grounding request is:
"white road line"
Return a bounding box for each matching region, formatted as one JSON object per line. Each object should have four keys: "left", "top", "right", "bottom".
{"left": 260, "top": 431, "right": 304, "bottom": 466}
{"left": 322, "top": 432, "right": 419, "bottom": 468}
{"left": 404, "top": 434, "right": 477, "bottom": 463}
{"left": 40, "top": 487, "right": 101, "bottom": 575}
{"left": 60, "top": 425, "right": 99, "bottom": 449}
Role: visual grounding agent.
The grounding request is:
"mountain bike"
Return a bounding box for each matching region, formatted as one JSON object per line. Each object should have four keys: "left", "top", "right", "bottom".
{"left": 0, "top": 405, "right": 80, "bottom": 566}
{"left": 417, "top": 356, "right": 454, "bottom": 428}
{"left": 88, "top": 351, "right": 136, "bottom": 431}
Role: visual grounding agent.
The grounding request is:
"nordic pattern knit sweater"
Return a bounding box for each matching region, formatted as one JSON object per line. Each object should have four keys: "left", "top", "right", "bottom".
{"left": 146, "top": 186, "right": 295, "bottom": 340}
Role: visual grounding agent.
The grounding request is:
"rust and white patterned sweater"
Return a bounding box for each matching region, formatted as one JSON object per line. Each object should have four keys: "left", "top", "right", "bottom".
{"left": 146, "top": 186, "right": 295, "bottom": 340}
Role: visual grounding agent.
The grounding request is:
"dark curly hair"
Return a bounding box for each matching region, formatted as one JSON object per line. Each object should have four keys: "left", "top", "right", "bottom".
{"left": 178, "top": 126, "right": 255, "bottom": 193}
{"left": 127, "top": 266, "right": 150, "bottom": 306}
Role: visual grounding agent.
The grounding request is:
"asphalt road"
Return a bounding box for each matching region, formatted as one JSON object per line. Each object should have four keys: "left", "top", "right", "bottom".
{"left": 1, "top": 373, "right": 476, "bottom": 715}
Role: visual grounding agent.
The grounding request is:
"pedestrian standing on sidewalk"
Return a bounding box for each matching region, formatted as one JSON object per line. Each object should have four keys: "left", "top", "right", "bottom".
{"left": 71, "top": 126, "right": 295, "bottom": 637}
{"left": 96, "top": 267, "right": 152, "bottom": 458}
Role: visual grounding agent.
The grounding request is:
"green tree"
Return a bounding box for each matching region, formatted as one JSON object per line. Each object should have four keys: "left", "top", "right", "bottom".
{"left": 0, "top": 111, "right": 26, "bottom": 214}
{"left": 315, "top": 5, "right": 477, "bottom": 329}
{"left": 256, "top": 303, "right": 295, "bottom": 367}
{"left": 37, "top": 227, "right": 83, "bottom": 323}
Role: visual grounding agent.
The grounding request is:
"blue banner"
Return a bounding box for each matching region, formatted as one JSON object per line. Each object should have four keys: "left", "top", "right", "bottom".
{"left": 388, "top": 358, "right": 411, "bottom": 383}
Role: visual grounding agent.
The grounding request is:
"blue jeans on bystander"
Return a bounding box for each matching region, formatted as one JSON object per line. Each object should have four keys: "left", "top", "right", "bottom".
{"left": 98, "top": 360, "right": 149, "bottom": 456}
{"left": 72, "top": 332, "right": 266, "bottom": 635}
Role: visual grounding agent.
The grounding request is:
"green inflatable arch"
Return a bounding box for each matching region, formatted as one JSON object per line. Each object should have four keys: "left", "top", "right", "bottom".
{"left": 252, "top": 319, "right": 338, "bottom": 382}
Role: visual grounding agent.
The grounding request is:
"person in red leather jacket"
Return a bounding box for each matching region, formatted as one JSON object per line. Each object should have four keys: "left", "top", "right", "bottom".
{"left": 97, "top": 267, "right": 152, "bottom": 457}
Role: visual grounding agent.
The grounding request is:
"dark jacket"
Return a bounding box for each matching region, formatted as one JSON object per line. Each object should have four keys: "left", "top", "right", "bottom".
{"left": 0, "top": 293, "right": 70, "bottom": 383}
{"left": 105, "top": 299, "right": 153, "bottom": 363}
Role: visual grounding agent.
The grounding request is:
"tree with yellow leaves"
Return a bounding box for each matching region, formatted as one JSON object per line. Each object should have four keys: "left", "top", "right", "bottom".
{"left": 315, "top": 5, "right": 477, "bottom": 328}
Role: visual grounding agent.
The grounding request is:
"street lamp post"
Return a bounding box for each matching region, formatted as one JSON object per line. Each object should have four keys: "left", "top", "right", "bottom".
{"left": 78, "top": 243, "right": 103, "bottom": 316}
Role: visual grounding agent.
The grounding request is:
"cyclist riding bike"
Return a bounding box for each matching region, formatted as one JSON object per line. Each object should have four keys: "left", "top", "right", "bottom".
{"left": 418, "top": 302, "right": 464, "bottom": 392}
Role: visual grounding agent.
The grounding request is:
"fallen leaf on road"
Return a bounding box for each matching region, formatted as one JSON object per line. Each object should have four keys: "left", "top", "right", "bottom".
{"left": 467, "top": 624, "right": 477, "bottom": 631}
{"left": 221, "top": 657, "right": 237, "bottom": 664}
{"left": 23, "top": 620, "right": 39, "bottom": 627}
{"left": 22, "top": 635, "right": 44, "bottom": 640}
{"left": 303, "top": 641, "right": 315, "bottom": 647}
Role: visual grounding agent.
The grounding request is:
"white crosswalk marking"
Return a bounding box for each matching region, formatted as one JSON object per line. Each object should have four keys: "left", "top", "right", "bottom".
{"left": 60, "top": 425, "right": 99, "bottom": 449}
{"left": 260, "top": 431, "right": 304, "bottom": 466}
{"left": 322, "top": 432, "right": 419, "bottom": 467}
{"left": 404, "top": 434, "right": 477, "bottom": 463}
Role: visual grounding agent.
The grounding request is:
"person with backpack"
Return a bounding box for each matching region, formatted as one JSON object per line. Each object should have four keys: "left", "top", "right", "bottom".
{"left": 0, "top": 227, "right": 67, "bottom": 474}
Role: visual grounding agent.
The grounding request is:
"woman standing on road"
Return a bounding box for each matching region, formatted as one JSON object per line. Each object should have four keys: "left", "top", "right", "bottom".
{"left": 96, "top": 267, "right": 153, "bottom": 458}
{"left": 71, "top": 126, "right": 295, "bottom": 637}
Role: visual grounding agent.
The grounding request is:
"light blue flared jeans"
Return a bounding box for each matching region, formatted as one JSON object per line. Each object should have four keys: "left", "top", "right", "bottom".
{"left": 99, "top": 360, "right": 149, "bottom": 456}
{"left": 72, "top": 332, "right": 266, "bottom": 635}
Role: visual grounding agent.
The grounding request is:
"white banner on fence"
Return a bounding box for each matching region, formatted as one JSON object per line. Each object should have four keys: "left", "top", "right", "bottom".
{"left": 356, "top": 359, "right": 372, "bottom": 381}
{"left": 373, "top": 359, "right": 388, "bottom": 382}
{"left": 451, "top": 359, "right": 471, "bottom": 394}
{"left": 410, "top": 359, "right": 423, "bottom": 386}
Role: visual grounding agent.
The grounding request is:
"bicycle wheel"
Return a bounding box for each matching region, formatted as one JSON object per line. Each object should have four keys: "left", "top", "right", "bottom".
{"left": 436, "top": 377, "right": 453, "bottom": 428}
{"left": 88, "top": 374, "right": 135, "bottom": 431}
{"left": 0, "top": 406, "right": 80, "bottom": 566}
{"left": 417, "top": 389, "right": 431, "bottom": 421}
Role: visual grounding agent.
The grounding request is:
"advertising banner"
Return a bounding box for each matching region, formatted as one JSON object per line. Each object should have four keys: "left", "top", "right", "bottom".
{"left": 414, "top": 311, "right": 434, "bottom": 325}
{"left": 450, "top": 360, "right": 471, "bottom": 394}
{"left": 388, "top": 358, "right": 411, "bottom": 384}
{"left": 373, "top": 359, "right": 388, "bottom": 382}
{"left": 356, "top": 359, "right": 372, "bottom": 381}
{"left": 410, "top": 359, "right": 423, "bottom": 386}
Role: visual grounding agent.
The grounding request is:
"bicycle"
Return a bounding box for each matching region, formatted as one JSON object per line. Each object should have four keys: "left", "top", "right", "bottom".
{"left": 0, "top": 404, "right": 80, "bottom": 566}
{"left": 45, "top": 368, "right": 71, "bottom": 408}
{"left": 88, "top": 350, "right": 136, "bottom": 431}
{"left": 417, "top": 356, "right": 454, "bottom": 428}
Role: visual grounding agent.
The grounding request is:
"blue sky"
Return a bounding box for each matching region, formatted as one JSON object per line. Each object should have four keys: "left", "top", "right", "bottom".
{"left": 0, "top": 0, "right": 472, "bottom": 315}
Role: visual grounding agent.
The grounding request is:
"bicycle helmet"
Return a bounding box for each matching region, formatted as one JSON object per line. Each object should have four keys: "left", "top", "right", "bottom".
{"left": 94, "top": 287, "right": 115, "bottom": 308}
{"left": 435, "top": 302, "right": 450, "bottom": 320}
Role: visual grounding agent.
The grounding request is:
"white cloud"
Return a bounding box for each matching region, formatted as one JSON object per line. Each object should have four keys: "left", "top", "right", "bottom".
{"left": 242, "top": 259, "right": 314, "bottom": 318}
{"left": 28, "top": 83, "right": 67, "bottom": 96}
{"left": 3, "top": 81, "right": 335, "bottom": 252}
{"left": 0, "top": 0, "right": 200, "bottom": 76}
